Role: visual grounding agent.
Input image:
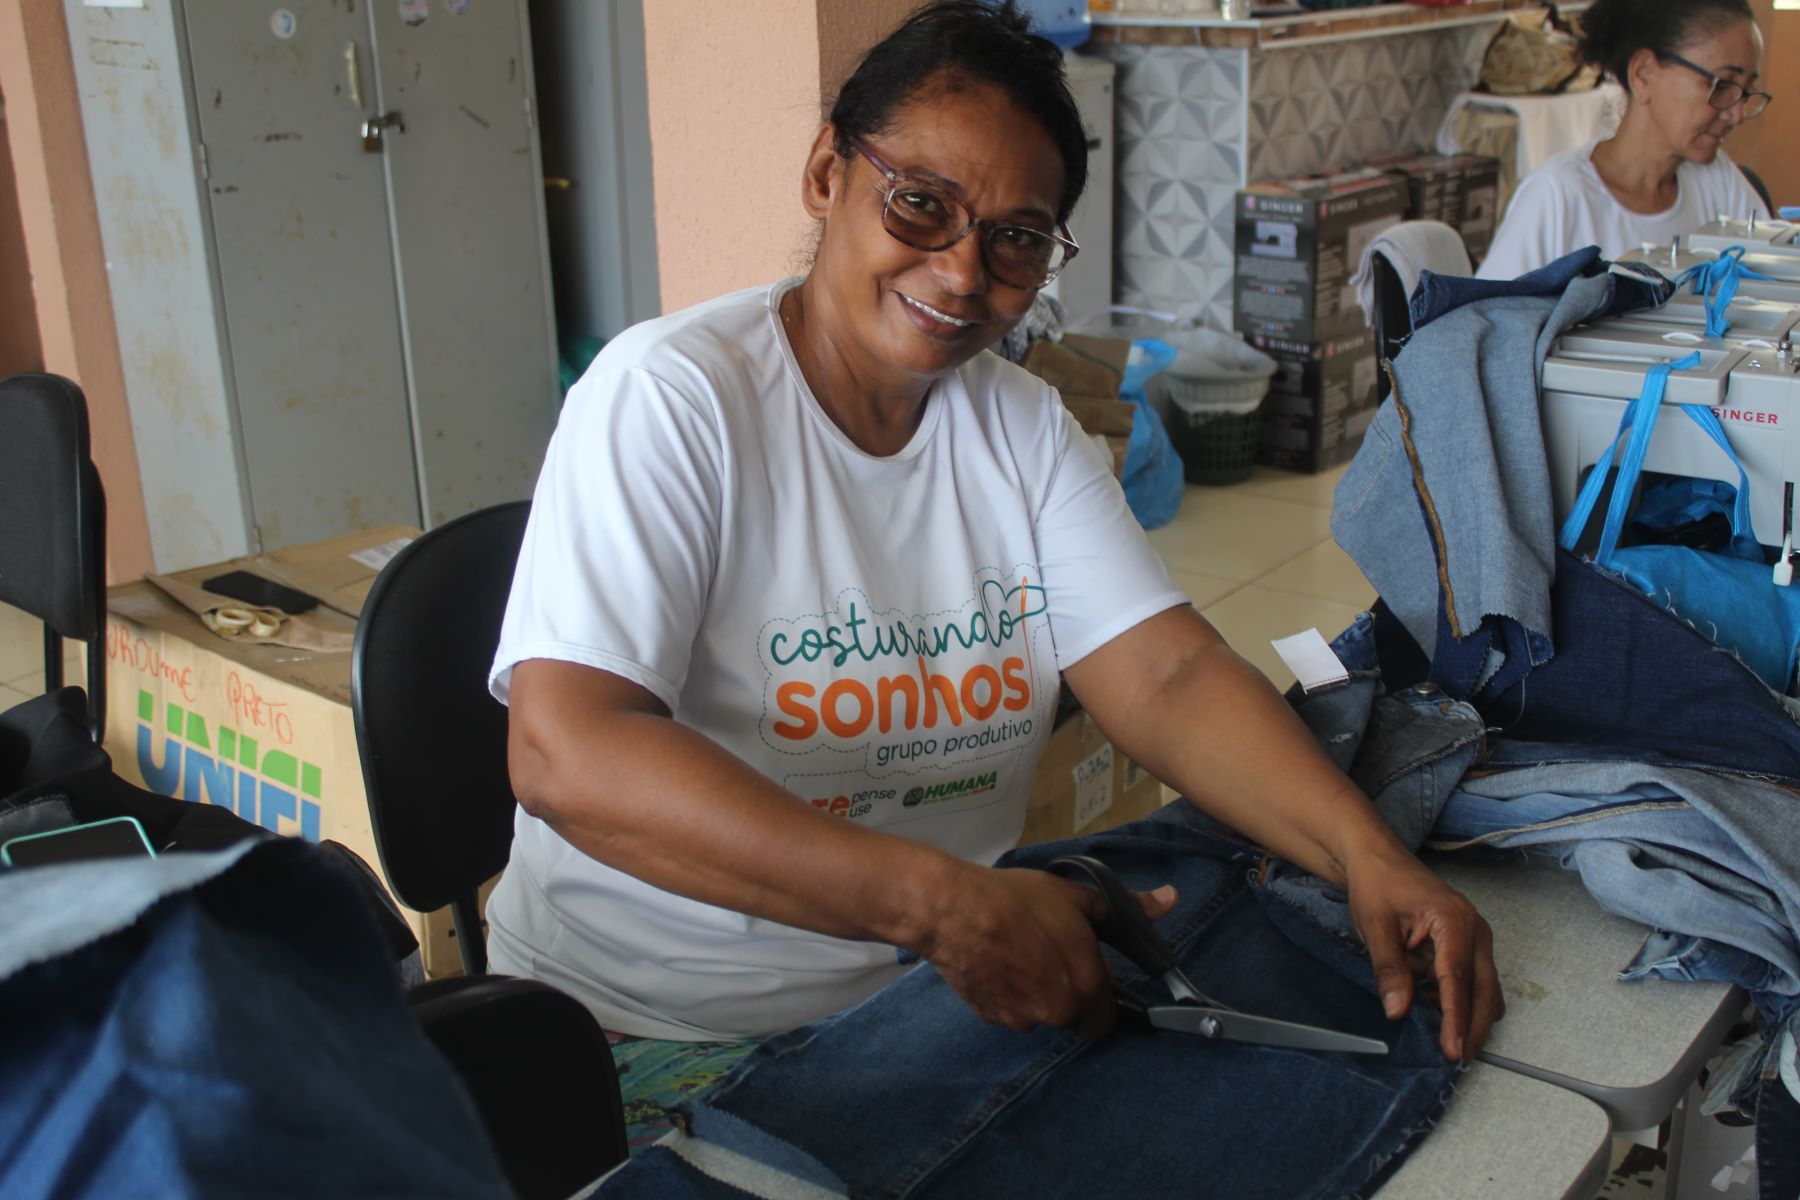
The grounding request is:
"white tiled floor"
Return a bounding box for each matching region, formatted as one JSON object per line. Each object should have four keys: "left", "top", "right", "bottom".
{"left": 1153, "top": 463, "right": 1372, "bottom": 687}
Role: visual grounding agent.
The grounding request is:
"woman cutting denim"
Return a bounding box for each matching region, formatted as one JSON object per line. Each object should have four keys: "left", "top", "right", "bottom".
{"left": 1481, "top": 0, "right": 1772, "bottom": 279}
{"left": 489, "top": 0, "right": 1502, "bottom": 1137}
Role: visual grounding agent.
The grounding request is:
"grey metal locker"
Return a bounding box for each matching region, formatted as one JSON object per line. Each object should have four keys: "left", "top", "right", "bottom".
{"left": 93, "top": 0, "right": 559, "bottom": 556}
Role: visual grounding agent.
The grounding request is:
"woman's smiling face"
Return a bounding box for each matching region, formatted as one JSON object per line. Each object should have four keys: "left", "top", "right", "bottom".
{"left": 805, "top": 75, "right": 1066, "bottom": 387}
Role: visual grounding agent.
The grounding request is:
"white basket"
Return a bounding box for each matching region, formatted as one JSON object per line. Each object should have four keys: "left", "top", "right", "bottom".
{"left": 1160, "top": 328, "right": 1278, "bottom": 415}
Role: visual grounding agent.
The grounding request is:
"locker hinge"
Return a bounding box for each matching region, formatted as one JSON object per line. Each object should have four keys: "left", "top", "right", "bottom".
{"left": 197, "top": 142, "right": 209, "bottom": 181}
{"left": 523, "top": 95, "right": 535, "bottom": 132}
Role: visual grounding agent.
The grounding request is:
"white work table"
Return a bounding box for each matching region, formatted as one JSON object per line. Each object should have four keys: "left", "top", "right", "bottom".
{"left": 1430, "top": 852, "right": 1745, "bottom": 1132}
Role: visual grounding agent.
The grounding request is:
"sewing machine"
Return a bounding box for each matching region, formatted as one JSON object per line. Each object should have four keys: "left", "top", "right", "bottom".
{"left": 1542, "top": 316, "right": 1796, "bottom": 551}
{"left": 1617, "top": 243, "right": 1800, "bottom": 304}
{"left": 1688, "top": 215, "right": 1800, "bottom": 256}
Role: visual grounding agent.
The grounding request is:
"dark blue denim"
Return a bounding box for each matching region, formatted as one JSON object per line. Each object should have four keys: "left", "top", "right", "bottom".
{"left": 1757, "top": 1064, "right": 1800, "bottom": 1200}
{"left": 600, "top": 812, "right": 1459, "bottom": 1200}
{"left": 0, "top": 840, "right": 510, "bottom": 1200}
{"left": 1265, "top": 613, "right": 1488, "bottom": 939}
{"left": 1480, "top": 550, "right": 1800, "bottom": 786}
{"left": 1410, "top": 246, "right": 1673, "bottom": 331}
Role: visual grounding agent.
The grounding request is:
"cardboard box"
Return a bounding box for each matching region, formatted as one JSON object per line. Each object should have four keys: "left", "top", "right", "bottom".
{"left": 1373, "top": 152, "right": 1502, "bottom": 267}
{"left": 1371, "top": 152, "right": 1467, "bottom": 227}
{"left": 1022, "top": 334, "right": 1137, "bottom": 477}
{"left": 1446, "top": 153, "right": 1502, "bottom": 265}
{"left": 1250, "top": 329, "right": 1380, "bottom": 474}
{"left": 99, "top": 525, "right": 489, "bottom": 979}
{"left": 1018, "top": 710, "right": 1167, "bottom": 846}
{"left": 1233, "top": 168, "right": 1406, "bottom": 343}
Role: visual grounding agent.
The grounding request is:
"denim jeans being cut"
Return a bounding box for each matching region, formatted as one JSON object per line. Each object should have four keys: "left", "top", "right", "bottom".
{"left": 595, "top": 809, "right": 1459, "bottom": 1200}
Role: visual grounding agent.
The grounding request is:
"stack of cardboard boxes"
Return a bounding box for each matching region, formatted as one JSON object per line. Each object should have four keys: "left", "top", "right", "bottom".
{"left": 1233, "top": 167, "right": 1403, "bottom": 475}
{"left": 1232, "top": 154, "right": 1501, "bottom": 474}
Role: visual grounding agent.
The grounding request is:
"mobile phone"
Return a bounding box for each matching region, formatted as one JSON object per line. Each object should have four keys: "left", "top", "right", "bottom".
{"left": 1, "top": 816, "right": 157, "bottom": 867}
{"left": 201, "top": 569, "right": 320, "bottom": 615}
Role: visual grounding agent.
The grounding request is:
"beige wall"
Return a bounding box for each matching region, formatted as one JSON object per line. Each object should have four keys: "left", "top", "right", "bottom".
{"left": 642, "top": 0, "right": 919, "bottom": 313}
{"left": 0, "top": 0, "right": 153, "bottom": 582}
{"left": 0, "top": 90, "right": 43, "bottom": 378}
{"left": 1734, "top": 0, "right": 1797, "bottom": 208}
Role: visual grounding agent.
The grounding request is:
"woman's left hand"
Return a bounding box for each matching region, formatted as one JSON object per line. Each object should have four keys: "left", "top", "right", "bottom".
{"left": 1344, "top": 842, "right": 1504, "bottom": 1063}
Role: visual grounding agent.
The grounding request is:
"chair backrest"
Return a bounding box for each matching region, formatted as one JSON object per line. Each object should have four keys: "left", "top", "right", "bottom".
{"left": 0, "top": 374, "right": 108, "bottom": 740}
{"left": 1371, "top": 254, "right": 1411, "bottom": 401}
{"left": 1740, "top": 164, "right": 1775, "bottom": 217}
{"left": 351, "top": 500, "right": 531, "bottom": 975}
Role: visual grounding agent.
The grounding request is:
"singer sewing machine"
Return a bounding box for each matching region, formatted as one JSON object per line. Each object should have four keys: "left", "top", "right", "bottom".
{"left": 1688, "top": 215, "right": 1800, "bottom": 256}
{"left": 1542, "top": 316, "right": 1796, "bottom": 553}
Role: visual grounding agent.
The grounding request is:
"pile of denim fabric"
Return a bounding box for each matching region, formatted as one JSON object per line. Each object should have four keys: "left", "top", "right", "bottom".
{"left": 596, "top": 807, "right": 1463, "bottom": 1200}
{"left": 1330, "top": 246, "right": 1800, "bottom": 1199}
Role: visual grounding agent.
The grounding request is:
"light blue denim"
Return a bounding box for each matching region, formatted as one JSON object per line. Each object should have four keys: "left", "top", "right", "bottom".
{"left": 1431, "top": 782, "right": 1800, "bottom": 997}
{"left": 596, "top": 811, "right": 1460, "bottom": 1200}
{"left": 1333, "top": 260, "right": 1673, "bottom": 701}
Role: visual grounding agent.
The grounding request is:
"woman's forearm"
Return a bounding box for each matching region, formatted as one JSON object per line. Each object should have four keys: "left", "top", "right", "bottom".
{"left": 507, "top": 658, "right": 965, "bottom": 953}
{"left": 1065, "top": 608, "right": 1403, "bottom": 886}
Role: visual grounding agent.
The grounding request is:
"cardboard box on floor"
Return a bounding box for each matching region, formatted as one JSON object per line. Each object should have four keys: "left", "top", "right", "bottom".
{"left": 99, "top": 524, "right": 489, "bottom": 978}
{"left": 1021, "top": 334, "right": 1136, "bottom": 478}
{"left": 1019, "top": 709, "right": 1167, "bottom": 846}
{"left": 1251, "top": 328, "right": 1380, "bottom": 474}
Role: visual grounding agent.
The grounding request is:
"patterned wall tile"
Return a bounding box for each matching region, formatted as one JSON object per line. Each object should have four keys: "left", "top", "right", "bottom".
{"left": 1094, "top": 21, "right": 1493, "bottom": 327}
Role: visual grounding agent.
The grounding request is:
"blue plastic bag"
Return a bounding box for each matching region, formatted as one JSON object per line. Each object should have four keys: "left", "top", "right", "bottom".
{"left": 1117, "top": 338, "right": 1183, "bottom": 530}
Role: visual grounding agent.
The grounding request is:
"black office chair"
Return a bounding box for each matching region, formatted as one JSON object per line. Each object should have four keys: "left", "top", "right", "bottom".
{"left": 0, "top": 373, "right": 107, "bottom": 743}
{"left": 1741, "top": 164, "right": 1776, "bottom": 218}
{"left": 351, "top": 499, "right": 630, "bottom": 1196}
{"left": 353, "top": 501, "right": 529, "bottom": 976}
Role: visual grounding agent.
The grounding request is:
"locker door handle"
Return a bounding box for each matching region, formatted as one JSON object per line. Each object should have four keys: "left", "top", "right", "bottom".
{"left": 361, "top": 112, "right": 406, "bottom": 152}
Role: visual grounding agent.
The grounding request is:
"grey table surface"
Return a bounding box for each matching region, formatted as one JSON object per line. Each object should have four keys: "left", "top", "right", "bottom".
{"left": 591, "top": 1063, "right": 1613, "bottom": 1200}
{"left": 1428, "top": 852, "right": 1744, "bottom": 1130}
{"left": 1376, "top": 1062, "right": 1613, "bottom": 1200}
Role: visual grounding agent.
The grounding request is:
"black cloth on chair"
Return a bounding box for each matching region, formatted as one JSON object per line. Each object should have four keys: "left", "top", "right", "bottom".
{"left": 0, "top": 373, "right": 107, "bottom": 740}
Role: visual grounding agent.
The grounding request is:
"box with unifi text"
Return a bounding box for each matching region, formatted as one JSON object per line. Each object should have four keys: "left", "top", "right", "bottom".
{"left": 98, "top": 525, "right": 490, "bottom": 978}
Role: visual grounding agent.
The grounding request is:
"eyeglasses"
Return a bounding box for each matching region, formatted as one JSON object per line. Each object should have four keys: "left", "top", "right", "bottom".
{"left": 1658, "top": 51, "right": 1773, "bottom": 119}
{"left": 854, "top": 140, "right": 1079, "bottom": 291}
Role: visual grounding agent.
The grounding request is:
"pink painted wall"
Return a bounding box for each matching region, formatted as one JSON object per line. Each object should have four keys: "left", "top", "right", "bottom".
{"left": 642, "top": 0, "right": 823, "bottom": 313}
{"left": 0, "top": 89, "right": 44, "bottom": 378}
{"left": 0, "top": 0, "right": 153, "bottom": 581}
{"left": 641, "top": 0, "right": 920, "bottom": 314}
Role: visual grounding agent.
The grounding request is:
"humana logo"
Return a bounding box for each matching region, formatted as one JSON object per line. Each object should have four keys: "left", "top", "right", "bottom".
{"left": 135, "top": 689, "right": 323, "bottom": 840}
{"left": 903, "top": 771, "right": 998, "bottom": 808}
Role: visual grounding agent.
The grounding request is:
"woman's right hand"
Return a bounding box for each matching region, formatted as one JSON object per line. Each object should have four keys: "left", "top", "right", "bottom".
{"left": 912, "top": 865, "right": 1177, "bottom": 1038}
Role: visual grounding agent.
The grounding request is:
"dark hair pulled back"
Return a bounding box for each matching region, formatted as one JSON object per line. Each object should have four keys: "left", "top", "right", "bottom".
{"left": 827, "top": 1, "right": 1088, "bottom": 223}
{"left": 1578, "top": 0, "right": 1755, "bottom": 95}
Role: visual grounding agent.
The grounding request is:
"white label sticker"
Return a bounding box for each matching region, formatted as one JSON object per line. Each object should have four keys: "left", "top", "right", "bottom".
{"left": 1072, "top": 743, "right": 1115, "bottom": 833}
{"left": 1122, "top": 756, "right": 1148, "bottom": 793}
{"left": 269, "top": 7, "right": 296, "bottom": 37}
{"left": 350, "top": 537, "right": 415, "bottom": 571}
{"left": 399, "top": 0, "right": 429, "bottom": 25}
{"left": 1271, "top": 628, "right": 1350, "bottom": 694}
{"left": 445, "top": 0, "right": 470, "bottom": 12}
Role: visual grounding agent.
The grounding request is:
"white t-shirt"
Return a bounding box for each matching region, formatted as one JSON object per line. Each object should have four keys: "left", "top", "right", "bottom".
{"left": 1478, "top": 138, "right": 1768, "bottom": 280}
{"left": 486, "top": 280, "right": 1187, "bottom": 1040}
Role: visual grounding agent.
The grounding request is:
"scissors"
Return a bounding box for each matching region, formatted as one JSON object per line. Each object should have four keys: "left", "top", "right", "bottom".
{"left": 1046, "top": 854, "right": 1389, "bottom": 1056}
